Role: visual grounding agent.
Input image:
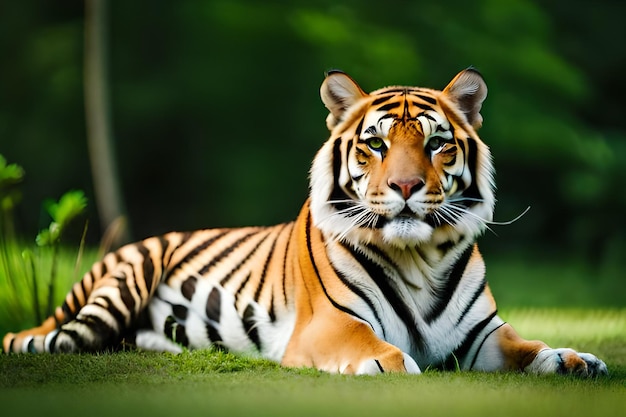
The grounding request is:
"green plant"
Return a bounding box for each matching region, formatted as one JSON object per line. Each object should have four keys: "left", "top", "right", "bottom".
{"left": 35, "top": 190, "right": 88, "bottom": 317}
{"left": 0, "top": 154, "right": 89, "bottom": 329}
{"left": 0, "top": 155, "right": 25, "bottom": 287}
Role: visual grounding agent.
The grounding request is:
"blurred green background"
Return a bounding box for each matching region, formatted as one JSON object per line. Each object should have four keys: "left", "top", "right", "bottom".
{"left": 1, "top": 1, "right": 624, "bottom": 306}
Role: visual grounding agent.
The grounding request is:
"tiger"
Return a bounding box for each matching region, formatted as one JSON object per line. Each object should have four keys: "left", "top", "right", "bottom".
{"left": 3, "top": 68, "right": 607, "bottom": 376}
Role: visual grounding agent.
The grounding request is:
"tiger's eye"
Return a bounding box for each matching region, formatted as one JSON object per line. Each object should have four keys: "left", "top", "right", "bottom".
{"left": 367, "top": 138, "right": 386, "bottom": 151}
{"left": 427, "top": 137, "right": 443, "bottom": 151}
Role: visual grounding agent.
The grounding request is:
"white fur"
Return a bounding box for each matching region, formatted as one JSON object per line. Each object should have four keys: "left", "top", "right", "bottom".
{"left": 135, "top": 330, "right": 183, "bottom": 353}
{"left": 525, "top": 348, "right": 608, "bottom": 375}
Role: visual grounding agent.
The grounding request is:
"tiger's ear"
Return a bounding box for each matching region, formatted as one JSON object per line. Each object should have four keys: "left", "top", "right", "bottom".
{"left": 443, "top": 68, "right": 488, "bottom": 130}
{"left": 320, "top": 70, "right": 368, "bottom": 130}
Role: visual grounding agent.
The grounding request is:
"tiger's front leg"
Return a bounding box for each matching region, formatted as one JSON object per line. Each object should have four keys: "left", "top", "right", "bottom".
{"left": 473, "top": 323, "right": 608, "bottom": 376}
{"left": 288, "top": 207, "right": 420, "bottom": 375}
{"left": 282, "top": 309, "right": 420, "bottom": 375}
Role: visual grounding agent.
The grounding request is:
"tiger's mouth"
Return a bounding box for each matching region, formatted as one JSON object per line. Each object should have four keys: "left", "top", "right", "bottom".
{"left": 372, "top": 204, "right": 423, "bottom": 229}
{"left": 396, "top": 206, "right": 414, "bottom": 218}
{"left": 372, "top": 200, "right": 447, "bottom": 230}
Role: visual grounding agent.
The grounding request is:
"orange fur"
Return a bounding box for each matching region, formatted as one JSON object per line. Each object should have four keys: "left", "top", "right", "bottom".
{"left": 495, "top": 324, "right": 549, "bottom": 371}
{"left": 281, "top": 202, "right": 408, "bottom": 373}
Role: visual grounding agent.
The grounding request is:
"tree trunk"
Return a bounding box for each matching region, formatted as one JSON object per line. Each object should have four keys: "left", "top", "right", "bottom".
{"left": 84, "top": 0, "right": 129, "bottom": 248}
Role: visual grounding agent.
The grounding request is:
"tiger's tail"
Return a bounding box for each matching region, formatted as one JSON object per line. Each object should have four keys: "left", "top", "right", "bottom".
{"left": 3, "top": 264, "right": 107, "bottom": 353}
{"left": 3, "top": 234, "right": 178, "bottom": 353}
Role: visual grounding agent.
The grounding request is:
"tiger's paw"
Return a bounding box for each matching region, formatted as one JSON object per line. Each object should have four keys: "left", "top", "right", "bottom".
{"left": 351, "top": 352, "right": 421, "bottom": 375}
{"left": 525, "top": 348, "right": 608, "bottom": 377}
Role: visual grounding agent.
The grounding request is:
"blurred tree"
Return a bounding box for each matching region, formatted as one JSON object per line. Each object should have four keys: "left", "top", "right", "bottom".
{"left": 0, "top": 0, "right": 623, "bottom": 270}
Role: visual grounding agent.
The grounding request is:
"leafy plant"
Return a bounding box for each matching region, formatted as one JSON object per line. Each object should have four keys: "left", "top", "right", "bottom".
{"left": 0, "top": 155, "right": 24, "bottom": 210}
{"left": 0, "top": 154, "right": 89, "bottom": 327}
{"left": 36, "top": 190, "right": 88, "bottom": 247}
{"left": 35, "top": 190, "right": 88, "bottom": 318}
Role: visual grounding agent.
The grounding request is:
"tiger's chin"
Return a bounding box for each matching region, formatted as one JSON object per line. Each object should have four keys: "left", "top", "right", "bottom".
{"left": 381, "top": 218, "right": 435, "bottom": 248}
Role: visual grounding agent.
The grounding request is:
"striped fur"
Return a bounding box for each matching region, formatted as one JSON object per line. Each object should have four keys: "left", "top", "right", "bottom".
{"left": 3, "top": 69, "right": 607, "bottom": 376}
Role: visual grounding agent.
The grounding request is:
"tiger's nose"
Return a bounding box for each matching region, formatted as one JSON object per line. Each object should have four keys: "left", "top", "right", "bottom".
{"left": 388, "top": 177, "right": 424, "bottom": 200}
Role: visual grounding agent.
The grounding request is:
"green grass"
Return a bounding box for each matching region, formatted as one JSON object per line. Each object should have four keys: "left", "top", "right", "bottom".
{"left": 0, "top": 310, "right": 624, "bottom": 417}
{"left": 485, "top": 253, "right": 624, "bottom": 308}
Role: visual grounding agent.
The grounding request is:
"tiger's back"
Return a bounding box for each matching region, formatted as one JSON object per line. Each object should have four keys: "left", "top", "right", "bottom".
{"left": 3, "top": 69, "right": 607, "bottom": 377}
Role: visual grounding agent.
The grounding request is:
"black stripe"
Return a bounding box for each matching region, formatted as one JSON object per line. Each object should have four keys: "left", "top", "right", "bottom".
{"left": 163, "top": 232, "right": 192, "bottom": 269}
{"left": 242, "top": 304, "right": 262, "bottom": 351}
{"left": 419, "top": 111, "right": 437, "bottom": 122}
{"left": 206, "top": 287, "right": 221, "bottom": 323}
{"left": 355, "top": 116, "right": 365, "bottom": 137}
{"left": 55, "top": 328, "right": 84, "bottom": 352}
{"left": 461, "top": 138, "right": 482, "bottom": 205}
{"left": 415, "top": 94, "right": 437, "bottom": 105}
{"left": 403, "top": 97, "right": 411, "bottom": 119}
{"left": 455, "top": 278, "right": 487, "bottom": 326}
{"left": 181, "top": 276, "right": 197, "bottom": 301}
{"left": 167, "top": 230, "right": 231, "bottom": 277}
{"left": 442, "top": 155, "right": 457, "bottom": 167}
{"left": 468, "top": 321, "right": 506, "bottom": 370}
{"left": 172, "top": 304, "right": 188, "bottom": 321}
{"left": 175, "top": 323, "right": 189, "bottom": 347}
{"left": 47, "top": 332, "right": 58, "bottom": 353}
{"left": 80, "top": 275, "right": 89, "bottom": 303}
{"left": 343, "top": 139, "right": 354, "bottom": 191}
{"left": 136, "top": 243, "right": 156, "bottom": 294}
{"left": 97, "top": 295, "right": 129, "bottom": 330}
{"left": 235, "top": 272, "right": 253, "bottom": 299}
{"left": 377, "top": 113, "right": 396, "bottom": 122}
{"left": 330, "top": 137, "right": 352, "bottom": 210}
{"left": 219, "top": 231, "right": 271, "bottom": 286}
{"left": 76, "top": 313, "right": 117, "bottom": 342}
{"left": 281, "top": 225, "right": 293, "bottom": 308}
{"left": 371, "top": 95, "right": 393, "bottom": 106}
{"left": 113, "top": 271, "right": 136, "bottom": 312}
{"left": 61, "top": 301, "right": 73, "bottom": 323}
{"left": 305, "top": 213, "right": 370, "bottom": 325}
{"left": 163, "top": 314, "right": 189, "bottom": 347}
{"left": 268, "top": 291, "right": 276, "bottom": 322}
{"left": 164, "top": 316, "right": 176, "bottom": 340}
{"left": 254, "top": 226, "right": 286, "bottom": 302}
{"left": 436, "top": 239, "right": 455, "bottom": 254}
{"left": 203, "top": 230, "right": 263, "bottom": 279}
{"left": 71, "top": 287, "right": 82, "bottom": 314}
{"left": 457, "top": 139, "right": 466, "bottom": 157}
{"left": 439, "top": 310, "right": 498, "bottom": 370}
{"left": 158, "top": 236, "right": 171, "bottom": 265}
{"left": 344, "top": 243, "right": 398, "bottom": 336}
{"left": 377, "top": 102, "right": 401, "bottom": 112}
{"left": 206, "top": 323, "right": 224, "bottom": 348}
{"left": 332, "top": 261, "right": 386, "bottom": 339}
{"left": 342, "top": 242, "right": 424, "bottom": 350}
{"left": 409, "top": 101, "right": 434, "bottom": 112}
{"left": 424, "top": 245, "right": 474, "bottom": 324}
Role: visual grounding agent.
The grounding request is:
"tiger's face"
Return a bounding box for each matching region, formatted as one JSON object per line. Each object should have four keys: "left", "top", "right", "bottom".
{"left": 310, "top": 69, "right": 495, "bottom": 249}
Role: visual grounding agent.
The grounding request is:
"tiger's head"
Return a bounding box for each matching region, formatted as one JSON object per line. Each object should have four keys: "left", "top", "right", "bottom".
{"left": 309, "top": 69, "right": 495, "bottom": 249}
